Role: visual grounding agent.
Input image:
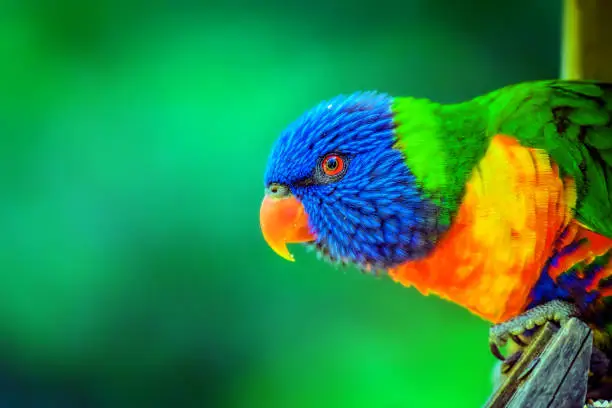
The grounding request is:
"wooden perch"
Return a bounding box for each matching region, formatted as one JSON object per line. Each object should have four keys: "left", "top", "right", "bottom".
{"left": 484, "top": 318, "right": 593, "bottom": 407}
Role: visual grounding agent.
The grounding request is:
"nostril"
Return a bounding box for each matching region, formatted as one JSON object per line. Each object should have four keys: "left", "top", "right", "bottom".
{"left": 267, "top": 183, "right": 289, "bottom": 197}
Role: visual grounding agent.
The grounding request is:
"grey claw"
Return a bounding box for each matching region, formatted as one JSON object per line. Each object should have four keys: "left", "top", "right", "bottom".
{"left": 502, "top": 350, "right": 523, "bottom": 373}
{"left": 490, "top": 342, "right": 505, "bottom": 361}
{"left": 510, "top": 334, "right": 527, "bottom": 347}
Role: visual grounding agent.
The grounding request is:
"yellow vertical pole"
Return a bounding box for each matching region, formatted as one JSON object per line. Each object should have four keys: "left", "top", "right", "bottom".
{"left": 561, "top": 0, "right": 612, "bottom": 81}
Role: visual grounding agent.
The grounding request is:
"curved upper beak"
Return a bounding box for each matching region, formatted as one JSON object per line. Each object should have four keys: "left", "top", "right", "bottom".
{"left": 259, "top": 193, "right": 316, "bottom": 261}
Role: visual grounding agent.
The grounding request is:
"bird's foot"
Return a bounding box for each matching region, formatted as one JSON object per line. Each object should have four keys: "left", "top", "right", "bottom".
{"left": 585, "top": 400, "right": 612, "bottom": 407}
{"left": 489, "top": 299, "right": 580, "bottom": 361}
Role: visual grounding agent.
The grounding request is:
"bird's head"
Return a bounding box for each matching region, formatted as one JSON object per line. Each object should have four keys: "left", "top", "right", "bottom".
{"left": 260, "top": 91, "right": 446, "bottom": 273}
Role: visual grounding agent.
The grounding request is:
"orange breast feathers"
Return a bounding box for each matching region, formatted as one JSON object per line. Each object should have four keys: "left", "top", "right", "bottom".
{"left": 388, "top": 135, "right": 577, "bottom": 323}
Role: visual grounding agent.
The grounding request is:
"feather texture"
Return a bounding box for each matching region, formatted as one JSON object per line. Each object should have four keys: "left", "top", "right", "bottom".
{"left": 263, "top": 80, "right": 612, "bottom": 327}
{"left": 388, "top": 135, "right": 578, "bottom": 323}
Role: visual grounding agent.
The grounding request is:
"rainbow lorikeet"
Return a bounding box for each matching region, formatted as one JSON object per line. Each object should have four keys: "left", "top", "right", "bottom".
{"left": 259, "top": 80, "right": 612, "bottom": 385}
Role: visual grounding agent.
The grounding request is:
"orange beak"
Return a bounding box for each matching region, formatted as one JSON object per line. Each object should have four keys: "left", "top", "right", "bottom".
{"left": 259, "top": 194, "right": 316, "bottom": 261}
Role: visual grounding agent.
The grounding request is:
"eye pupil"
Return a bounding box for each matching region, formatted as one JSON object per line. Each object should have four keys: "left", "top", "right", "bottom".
{"left": 326, "top": 158, "right": 338, "bottom": 169}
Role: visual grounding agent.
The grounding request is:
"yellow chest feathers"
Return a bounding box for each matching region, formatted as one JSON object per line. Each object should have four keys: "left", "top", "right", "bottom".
{"left": 389, "top": 135, "right": 577, "bottom": 323}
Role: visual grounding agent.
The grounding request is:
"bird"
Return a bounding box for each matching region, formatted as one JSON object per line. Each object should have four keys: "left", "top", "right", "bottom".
{"left": 259, "top": 80, "right": 612, "bottom": 395}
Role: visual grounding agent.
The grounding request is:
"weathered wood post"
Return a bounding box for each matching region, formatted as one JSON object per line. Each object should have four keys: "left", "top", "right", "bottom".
{"left": 484, "top": 319, "right": 593, "bottom": 407}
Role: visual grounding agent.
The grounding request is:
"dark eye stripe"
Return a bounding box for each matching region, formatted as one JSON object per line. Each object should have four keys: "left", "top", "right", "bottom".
{"left": 293, "top": 176, "right": 316, "bottom": 187}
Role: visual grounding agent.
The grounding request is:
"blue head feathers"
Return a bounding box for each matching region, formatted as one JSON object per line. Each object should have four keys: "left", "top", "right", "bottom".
{"left": 264, "top": 91, "right": 445, "bottom": 272}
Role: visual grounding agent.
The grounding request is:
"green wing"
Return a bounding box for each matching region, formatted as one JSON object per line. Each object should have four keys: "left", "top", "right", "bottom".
{"left": 485, "top": 80, "right": 612, "bottom": 237}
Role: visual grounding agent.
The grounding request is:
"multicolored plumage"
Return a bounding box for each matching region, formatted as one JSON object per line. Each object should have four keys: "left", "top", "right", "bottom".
{"left": 259, "top": 80, "right": 612, "bottom": 391}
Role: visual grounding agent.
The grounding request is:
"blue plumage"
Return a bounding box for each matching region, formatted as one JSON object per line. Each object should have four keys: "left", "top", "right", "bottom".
{"left": 529, "top": 237, "right": 610, "bottom": 314}
{"left": 263, "top": 92, "right": 446, "bottom": 270}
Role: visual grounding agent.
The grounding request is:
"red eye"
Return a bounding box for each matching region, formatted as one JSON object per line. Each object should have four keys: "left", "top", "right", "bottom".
{"left": 322, "top": 154, "right": 345, "bottom": 176}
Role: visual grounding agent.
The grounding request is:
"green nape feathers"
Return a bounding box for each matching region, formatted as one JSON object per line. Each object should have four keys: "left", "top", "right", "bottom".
{"left": 392, "top": 96, "right": 489, "bottom": 227}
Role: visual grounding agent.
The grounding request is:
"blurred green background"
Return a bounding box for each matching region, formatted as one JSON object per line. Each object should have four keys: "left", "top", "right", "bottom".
{"left": 0, "top": 0, "right": 561, "bottom": 407}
